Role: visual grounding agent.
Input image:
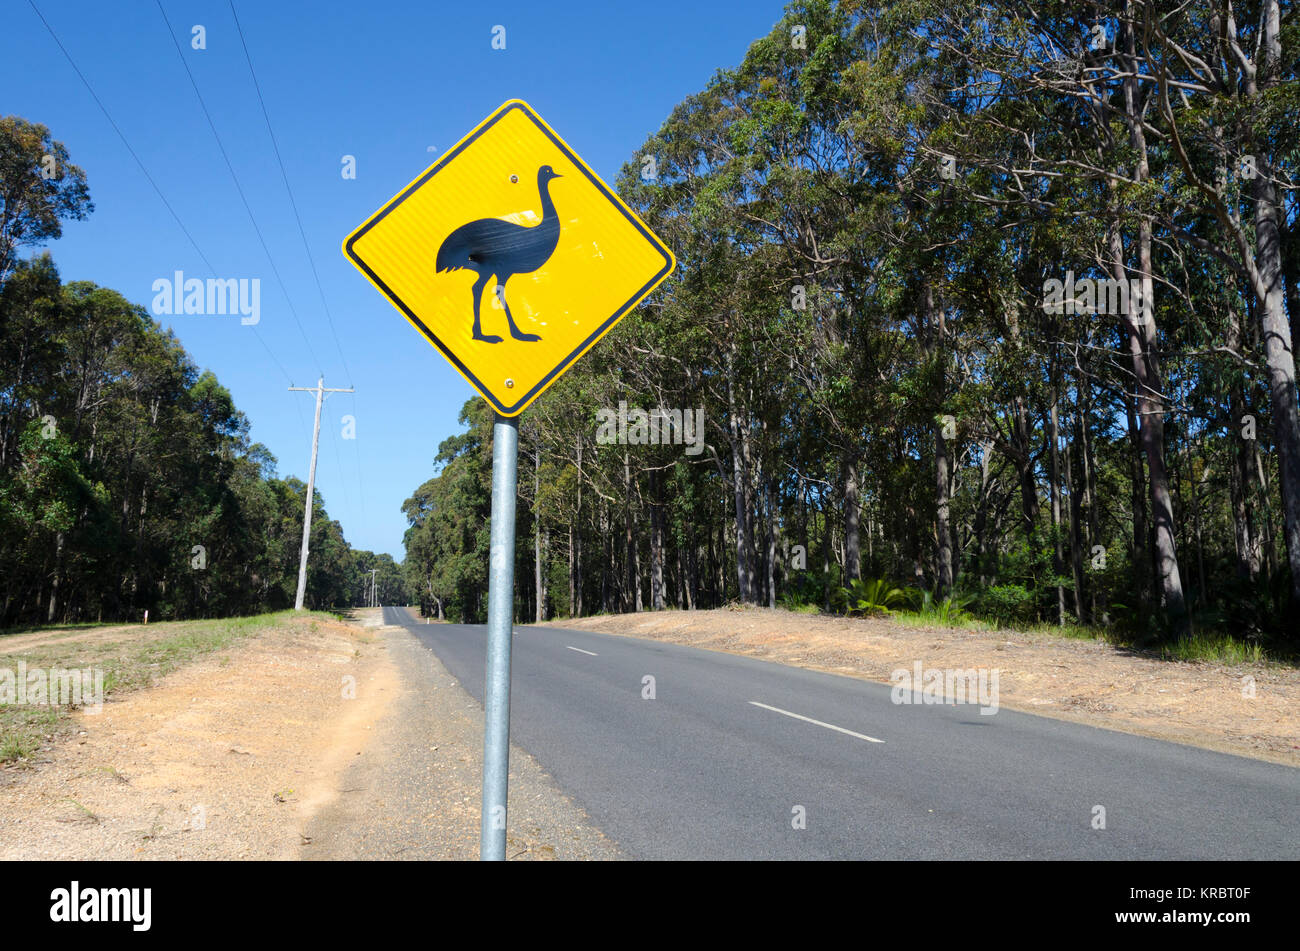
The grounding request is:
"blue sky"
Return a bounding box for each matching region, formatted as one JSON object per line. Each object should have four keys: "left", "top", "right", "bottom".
{"left": 3, "top": 0, "right": 784, "bottom": 558}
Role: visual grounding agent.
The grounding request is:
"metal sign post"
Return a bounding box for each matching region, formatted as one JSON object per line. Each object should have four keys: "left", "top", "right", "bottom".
{"left": 342, "top": 99, "right": 674, "bottom": 862}
{"left": 481, "top": 413, "right": 519, "bottom": 860}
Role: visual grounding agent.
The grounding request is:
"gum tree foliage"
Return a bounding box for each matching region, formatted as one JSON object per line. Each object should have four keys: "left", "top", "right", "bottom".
{"left": 0, "top": 120, "right": 364, "bottom": 624}
{"left": 0, "top": 117, "right": 91, "bottom": 286}
{"left": 0, "top": 260, "right": 360, "bottom": 623}
{"left": 350, "top": 550, "right": 409, "bottom": 608}
{"left": 405, "top": 1, "right": 1295, "bottom": 642}
{"left": 402, "top": 400, "right": 495, "bottom": 622}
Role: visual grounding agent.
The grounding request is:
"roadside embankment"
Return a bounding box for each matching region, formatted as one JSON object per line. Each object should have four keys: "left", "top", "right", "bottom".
{"left": 0, "top": 608, "right": 620, "bottom": 860}
{"left": 0, "top": 610, "right": 392, "bottom": 859}
{"left": 539, "top": 607, "right": 1300, "bottom": 767}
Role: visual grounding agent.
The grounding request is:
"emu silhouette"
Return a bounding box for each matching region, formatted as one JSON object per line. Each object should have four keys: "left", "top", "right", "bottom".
{"left": 435, "top": 165, "right": 562, "bottom": 343}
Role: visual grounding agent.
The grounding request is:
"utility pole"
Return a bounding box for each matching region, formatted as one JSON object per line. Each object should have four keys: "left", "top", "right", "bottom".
{"left": 371, "top": 568, "right": 378, "bottom": 608}
{"left": 288, "top": 377, "right": 354, "bottom": 611}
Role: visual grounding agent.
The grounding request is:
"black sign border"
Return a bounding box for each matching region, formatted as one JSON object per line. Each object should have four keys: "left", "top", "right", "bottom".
{"left": 344, "top": 100, "right": 674, "bottom": 416}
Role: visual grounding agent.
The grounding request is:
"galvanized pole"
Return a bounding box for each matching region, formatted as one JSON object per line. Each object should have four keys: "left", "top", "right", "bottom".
{"left": 481, "top": 413, "right": 519, "bottom": 860}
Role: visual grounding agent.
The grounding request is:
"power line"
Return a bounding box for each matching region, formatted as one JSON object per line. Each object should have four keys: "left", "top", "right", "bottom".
{"left": 153, "top": 0, "right": 325, "bottom": 378}
{"left": 252, "top": 329, "right": 296, "bottom": 385}
{"left": 150, "top": 2, "right": 337, "bottom": 499}
{"left": 27, "top": 0, "right": 300, "bottom": 389}
{"left": 227, "top": 0, "right": 351, "bottom": 384}
{"left": 28, "top": 0, "right": 215, "bottom": 275}
{"left": 228, "top": 1, "right": 369, "bottom": 536}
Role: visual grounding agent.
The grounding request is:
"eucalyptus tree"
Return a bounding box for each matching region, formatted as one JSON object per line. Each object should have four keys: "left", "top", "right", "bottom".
{"left": 1128, "top": 0, "right": 1300, "bottom": 604}
{"left": 0, "top": 116, "right": 91, "bottom": 287}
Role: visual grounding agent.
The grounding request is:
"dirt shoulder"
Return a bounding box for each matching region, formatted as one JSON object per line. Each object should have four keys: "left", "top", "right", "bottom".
{"left": 0, "top": 611, "right": 393, "bottom": 859}
{"left": 0, "top": 608, "right": 619, "bottom": 860}
{"left": 539, "top": 607, "right": 1300, "bottom": 768}
{"left": 301, "top": 608, "right": 620, "bottom": 860}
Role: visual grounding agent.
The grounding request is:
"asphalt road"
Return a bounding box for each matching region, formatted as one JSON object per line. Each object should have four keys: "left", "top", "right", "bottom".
{"left": 383, "top": 607, "right": 1299, "bottom": 860}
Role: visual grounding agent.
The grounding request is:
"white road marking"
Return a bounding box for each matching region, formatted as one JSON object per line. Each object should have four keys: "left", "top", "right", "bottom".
{"left": 565, "top": 645, "right": 598, "bottom": 656}
{"left": 748, "top": 701, "right": 885, "bottom": 744}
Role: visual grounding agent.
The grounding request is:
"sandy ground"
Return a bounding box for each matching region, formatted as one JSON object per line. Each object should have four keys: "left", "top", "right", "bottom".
{"left": 302, "top": 608, "right": 620, "bottom": 860}
{"left": 0, "top": 625, "right": 142, "bottom": 653}
{"left": 539, "top": 607, "right": 1300, "bottom": 768}
{"left": 0, "top": 609, "right": 617, "bottom": 860}
{"left": 0, "top": 613, "right": 389, "bottom": 859}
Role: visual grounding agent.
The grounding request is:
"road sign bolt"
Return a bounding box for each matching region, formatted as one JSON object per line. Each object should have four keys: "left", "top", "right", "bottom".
{"left": 505, "top": 378, "right": 515, "bottom": 389}
{"left": 510, "top": 174, "right": 518, "bottom": 183}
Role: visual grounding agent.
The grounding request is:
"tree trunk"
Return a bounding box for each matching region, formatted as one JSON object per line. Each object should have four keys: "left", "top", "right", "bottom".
{"left": 843, "top": 456, "right": 861, "bottom": 584}
{"left": 1253, "top": 438, "right": 1277, "bottom": 580}
{"left": 1012, "top": 397, "right": 1038, "bottom": 536}
{"left": 1118, "top": 15, "right": 1188, "bottom": 638}
{"left": 47, "top": 531, "right": 65, "bottom": 623}
{"left": 1066, "top": 426, "right": 1086, "bottom": 623}
{"left": 822, "top": 496, "right": 834, "bottom": 613}
{"left": 1120, "top": 224, "right": 1189, "bottom": 636}
{"left": 601, "top": 502, "right": 613, "bottom": 614}
{"left": 716, "top": 489, "right": 726, "bottom": 604}
{"left": 924, "top": 285, "right": 954, "bottom": 596}
{"left": 935, "top": 428, "right": 953, "bottom": 596}
{"left": 1125, "top": 393, "right": 1151, "bottom": 606}
{"left": 534, "top": 446, "right": 545, "bottom": 622}
{"left": 573, "top": 435, "right": 583, "bottom": 616}
{"left": 1227, "top": 309, "right": 1262, "bottom": 581}
{"left": 1077, "top": 368, "right": 1101, "bottom": 621}
{"left": 759, "top": 475, "right": 769, "bottom": 608}
{"left": 1251, "top": 70, "right": 1300, "bottom": 602}
{"left": 650, "top": 468, "right": 665, "bottom": 610}
{"left": 731, "top": 444, "right": 751, "bottom": 603}
{"left": 1048, "top": 391, "right": 1066, "bottom": 626}
{"left": 568, "top": 524, "right": 576, "bottom": 617}
{"left": 1231, "top": 415, "right": 1261, "bottom": 582}
{"left": 725, "top": 351, "right": 754, "bottom": 604}
{"left": 686, "top": 535, "right": 697, "bottom": 610}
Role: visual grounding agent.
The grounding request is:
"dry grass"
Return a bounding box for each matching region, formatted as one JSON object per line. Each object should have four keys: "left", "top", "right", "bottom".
{"left": 0, "top": 611, "right": 337, "bottom": 765}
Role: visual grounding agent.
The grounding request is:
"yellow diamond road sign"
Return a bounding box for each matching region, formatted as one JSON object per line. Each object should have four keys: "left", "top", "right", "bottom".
{"left": 343, "top": 99, "right": 676, "bottom": 416}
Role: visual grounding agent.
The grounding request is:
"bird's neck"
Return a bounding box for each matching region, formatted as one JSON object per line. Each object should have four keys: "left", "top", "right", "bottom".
{"left": 538, "top": 181, "right": 557, "bottom": 222}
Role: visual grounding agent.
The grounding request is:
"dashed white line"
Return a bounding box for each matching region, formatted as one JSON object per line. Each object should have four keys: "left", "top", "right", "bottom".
{"left": 565, "top": 646, "right": 598, "bottom": 656}
{"left": 748, "top": 701, "right": 885, "bottom": 744}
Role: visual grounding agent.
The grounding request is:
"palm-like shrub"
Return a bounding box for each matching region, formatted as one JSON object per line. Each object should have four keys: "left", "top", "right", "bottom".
{"left": 842, "top": 578, "right": 906, "bottom": 617}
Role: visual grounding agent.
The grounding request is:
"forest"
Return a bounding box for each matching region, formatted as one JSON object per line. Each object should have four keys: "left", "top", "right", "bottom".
{"left": 401, "top": 0, "right": 1300, "bottom": 647}
{"left": 0, "top": 116, "right": 401, "bottom": 626}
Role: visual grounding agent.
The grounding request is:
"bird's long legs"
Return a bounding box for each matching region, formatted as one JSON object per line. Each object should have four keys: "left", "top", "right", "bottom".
{"left": 471, "top": 273, "right": 502, "bottom": 344}
{"left": 498, "top": 288, "right": 541, "bottom": 342}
